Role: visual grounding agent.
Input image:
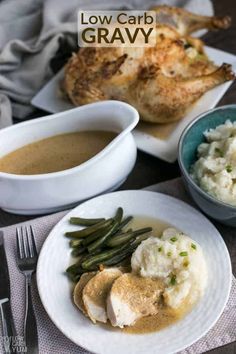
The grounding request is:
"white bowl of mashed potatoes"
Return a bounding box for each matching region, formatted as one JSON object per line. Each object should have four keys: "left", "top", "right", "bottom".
{"left": 178, "top": 104, "right": 236, "bottom": 226}
{"left": 191, "top": 119, "right": 236, "bottom": 206}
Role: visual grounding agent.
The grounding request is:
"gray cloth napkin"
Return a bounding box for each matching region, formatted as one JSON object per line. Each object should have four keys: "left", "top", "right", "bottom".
{"left": 0, "top": 177, "right": 235, "bottom": 354}
{"left": 0, "top": 0, "right": 213, "bottom": 124}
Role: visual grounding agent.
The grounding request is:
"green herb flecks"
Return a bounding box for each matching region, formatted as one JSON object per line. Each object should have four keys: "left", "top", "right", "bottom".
{"left": 226, "top": 165, "right": 233, "bottom": 173}
{"left": 215, "top": 147, "right": 224, "bottom": 157}
{"left": 170, "top": 237, "right": 177, "bottom": 242}
{"left": 179, "top": 251, "right": 188, "bottom": 257}
{"left": 170, "top": 274, "right": 176, "bottom": 285}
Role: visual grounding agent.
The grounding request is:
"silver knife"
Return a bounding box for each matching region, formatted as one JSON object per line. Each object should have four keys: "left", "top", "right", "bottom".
{"left": 0, "top": 231, "right": 17, "bottom": 354}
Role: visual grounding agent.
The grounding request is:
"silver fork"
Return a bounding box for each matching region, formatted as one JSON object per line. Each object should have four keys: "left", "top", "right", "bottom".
{"left": 16, "top": 226, "right": 39, "bottom": 354}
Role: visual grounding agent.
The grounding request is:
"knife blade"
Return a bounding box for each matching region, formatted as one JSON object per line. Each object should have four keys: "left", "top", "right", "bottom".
{"left": 0, "top": 231, "right": 17, "bottom": 353}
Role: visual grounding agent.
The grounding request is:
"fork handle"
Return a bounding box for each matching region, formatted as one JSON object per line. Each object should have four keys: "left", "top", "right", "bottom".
{"left": 0, "top": 299, "right": 16, "bottom": 353}
{"left": 24, "top": 274, "right": 38, "bottom": 354}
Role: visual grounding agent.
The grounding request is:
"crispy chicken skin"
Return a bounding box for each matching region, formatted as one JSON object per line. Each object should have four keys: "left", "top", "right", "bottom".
{"left": 107, "top": 273, "right": 164, "bottom": 328}
{"left": 64, "top": 6, "right": 235, "bottom": 124}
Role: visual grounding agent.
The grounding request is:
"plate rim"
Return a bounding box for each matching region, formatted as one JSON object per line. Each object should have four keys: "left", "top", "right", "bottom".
{"left": 36, "top": 190, "right": 232, "bottom": 354}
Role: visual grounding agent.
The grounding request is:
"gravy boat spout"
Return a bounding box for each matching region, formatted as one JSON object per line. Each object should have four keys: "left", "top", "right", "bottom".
{"left": 0, "top": 101, "right": 139, "bottom": 215}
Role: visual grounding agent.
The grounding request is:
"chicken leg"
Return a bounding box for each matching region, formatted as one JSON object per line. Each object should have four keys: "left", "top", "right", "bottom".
{"left": 151, "top": 5, "right": 231, "bottom": 35}
{"left": 128, "top": 64, "right": 234, "bottom": 123}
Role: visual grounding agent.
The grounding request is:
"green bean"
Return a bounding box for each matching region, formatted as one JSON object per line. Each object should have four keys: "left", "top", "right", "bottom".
{"left": 81, "top": 248, "right": 103, "bottom": 261}
{"left": 66, "top": 263, "right": 82, "bottom": 275}
{"left": 106, "top": 230, "right": 133, "bottom": 247}
{"left": 86, "top": 208, "right": 124, "bottom": 252}
{"left": 106, "top": 227, "right": 152, "bottom": 247}
{"left": 69, "top": 217, "right": 105, "bottom": 226}
{"left": 82, "top": 243, "right": 129, "bottom": 269}
{"left": 82, "top": 224, "right": 114, "bottom": 246}
{"left": 132, "top": 233, "right": 151, "bottom": 246}
{"left": 107, "top": 228, "right": 132, "bottom": 240}
{"left": 117, "top": 216, "right": 133, "bottom": 231}
{"left": 114, "top": 207, "right": 123, "bottom": 223}
{"left": 71, "top": 247, "right": 85, "bottom": 257}
{"left": 67, "top": 273, "right": 80, "bottom": 282}
{"left": 66, "top": 264, "right": 97, "bottom": 282}
{"left": 101, "top": 246, "right": 135, "bottom": 266}
{"left": 65, "top": 218, "right": 113, "bottom": 238}
{"left": 134, "top": 227, "right": 152, "bottom": 234}
{"left": 69, "top": 239, "right": 84, "bottom": 248}
{"left": 87, "top": 221, "right": 120, "bottom": 253}
{"left": 71, "top": 246, "right": 87, "bottom": 256}
{"left": 67, "top": 255, "right": 99, "bottom": 273}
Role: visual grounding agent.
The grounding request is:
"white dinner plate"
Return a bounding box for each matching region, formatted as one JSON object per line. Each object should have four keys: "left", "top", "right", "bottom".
{"left": 31, "top": 46, "right": 236, "bottom": 162}
{"left": 37, "top": 190, "right": 232, "bottom": 354}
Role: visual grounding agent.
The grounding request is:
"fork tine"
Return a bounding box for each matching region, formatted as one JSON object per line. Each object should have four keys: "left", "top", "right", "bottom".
{"left": 22, "top": 226, "right": 29, "bottom": 258}
{"left": 26, "top": 226, "right": 33, "bottom": 258}
{"left": 30, "top": 226, "right": 38, "bottom": 257}
{"left": 16, "top": 227, "right": 24, "bottom": 259}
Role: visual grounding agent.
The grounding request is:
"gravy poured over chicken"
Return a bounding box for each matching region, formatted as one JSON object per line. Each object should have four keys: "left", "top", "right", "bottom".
{"left": 0, "top": 131, "right": 117, "bottom": 175}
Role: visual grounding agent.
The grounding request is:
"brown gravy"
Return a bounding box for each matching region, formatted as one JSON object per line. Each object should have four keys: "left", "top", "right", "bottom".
{"left": 128, "top": 216, "right": 170, "bottom": 237}
{"left": 138, "top": 121, "right": 177, "bottom": 140}
{"left": 0, "top": 130, "right": 117, "bottom": 175}
{"left": 122, "top": 296, "right": 191, "bottom": 334}
{"left": 123, "top": 306, "right": 180, "bottom": 334}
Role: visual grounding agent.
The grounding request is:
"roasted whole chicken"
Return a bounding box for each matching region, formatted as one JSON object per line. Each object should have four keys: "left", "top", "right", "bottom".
{"left": 64, "top": 5, "right": 235, "bottom": 124}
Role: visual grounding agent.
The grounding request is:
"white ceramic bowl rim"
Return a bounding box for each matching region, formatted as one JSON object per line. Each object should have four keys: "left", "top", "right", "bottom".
{"left": 178, "top": 103, "right": 236, "bottom": 211}
{"left": 0, "top": 101, "right": 139, "bottom": 181}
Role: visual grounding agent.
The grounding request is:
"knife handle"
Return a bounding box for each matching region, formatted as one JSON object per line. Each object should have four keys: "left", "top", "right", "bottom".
{"left": 0, "top": 299, "right": 16, "bottom": 354}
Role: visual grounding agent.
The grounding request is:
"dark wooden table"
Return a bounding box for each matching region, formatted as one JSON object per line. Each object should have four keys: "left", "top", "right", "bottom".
{"left": 0, "top": 0, "right": 236, "bottom": 352}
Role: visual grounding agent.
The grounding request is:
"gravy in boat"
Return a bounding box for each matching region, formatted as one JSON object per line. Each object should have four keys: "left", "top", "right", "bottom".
{"left": 0, "top": 131, "right": 117, "bottom": 175}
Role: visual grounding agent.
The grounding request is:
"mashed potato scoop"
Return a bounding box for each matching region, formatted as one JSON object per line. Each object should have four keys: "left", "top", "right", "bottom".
{"left": 131, "top": 228, "right": 207, "bottom": 309}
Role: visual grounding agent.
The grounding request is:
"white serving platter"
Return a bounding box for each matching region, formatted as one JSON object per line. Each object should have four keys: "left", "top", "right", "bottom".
{"left": 31, "top": 47, "right": 236, "bottom": 162}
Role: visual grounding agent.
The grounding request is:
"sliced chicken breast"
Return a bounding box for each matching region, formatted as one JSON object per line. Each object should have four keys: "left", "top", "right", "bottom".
{"left": 107, "top": 273, "right": 164, "bottom": 328}
{"left": 73, "top": 272, "right": 97, "bottom": 315}
{"left": 82, "top": 268, "right": 123, "bottom": 323}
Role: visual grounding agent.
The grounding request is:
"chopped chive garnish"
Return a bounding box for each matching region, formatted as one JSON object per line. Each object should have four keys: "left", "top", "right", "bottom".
{"left": 215, "top": 148, "right": 224, "bottom": 157}
{"left": 170, "top": 237, "right": 177, "bottom": 242}
{"left": 170, "top": 275, "right": 176, "bottom": 285}
{"left": 158, "top": 247, "right": 162, "bottom": 252}
{"left": 191, "top": 243, "right": 197, "bottom": 250}
{"left": 226, "top": 165, "right": 233, "bottom": 173}
{"left": 167, "top": 251, "right": 172, "bottom": 257}
{"left": 179, "top": 251, "right": 188, "bottom": 257}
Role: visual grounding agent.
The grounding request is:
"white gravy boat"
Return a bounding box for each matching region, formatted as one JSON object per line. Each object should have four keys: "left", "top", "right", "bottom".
{"left": 0, "top": 101, "right": 139, "bottom": 215}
